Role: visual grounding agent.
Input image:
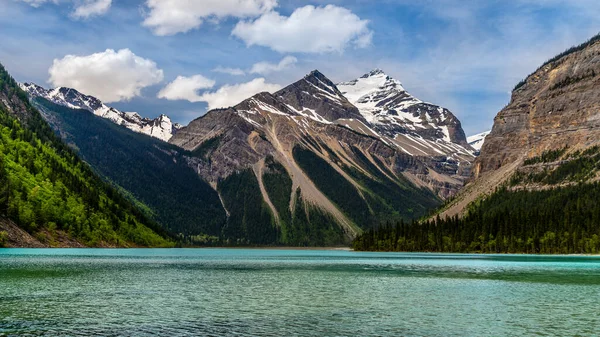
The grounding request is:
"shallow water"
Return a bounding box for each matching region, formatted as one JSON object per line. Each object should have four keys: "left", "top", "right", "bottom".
{"left": 1, "top": 249, "right": 600, "bottom": 336}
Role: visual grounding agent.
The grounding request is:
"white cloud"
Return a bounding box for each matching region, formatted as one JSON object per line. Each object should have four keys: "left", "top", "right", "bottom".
{"left": 72, "top": 0, "right": 112, "bottom": 18}
{"left": 250, "top": 56, "right": 297, "bottom": 75}
{"left": 17, "top": 0, "right": 111, "bottom": 18}
{"left": 213, "top": 66, "right": 246, "bottom": 76}
{"left": 143, "top": 0, "right": 278, "bottom": 36}
{"left": 17, "top": 0, "right": 55, "bottom": 7}
{"left": 197, "top": 78, "right": 281, "bottom": 109}
{"left": 49, "top": 49, "right": 164, "bottom": 103}
{"left": 232, "top": 5, "right": 372, "bottom": 53}
{"left": 157, "top": 75, "right": 216, "bottom": 102}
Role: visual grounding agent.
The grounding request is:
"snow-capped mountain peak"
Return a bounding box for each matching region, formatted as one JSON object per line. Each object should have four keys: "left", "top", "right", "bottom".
{"left": 337, "top": 70, "right": 470, "bottom": 150}
{"left": 20, "top": 83, "right": 180, "bottom": 142}
{"left": 338, "top": 69, "right": 407, "bottom": 104}
{"left": 467, "top": 131, "right": 490, "bottom": 152}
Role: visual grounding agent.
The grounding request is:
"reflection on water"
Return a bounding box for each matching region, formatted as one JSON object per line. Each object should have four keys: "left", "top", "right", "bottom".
{"left": 1, "top": 249, "right": 600, "bottom": 336}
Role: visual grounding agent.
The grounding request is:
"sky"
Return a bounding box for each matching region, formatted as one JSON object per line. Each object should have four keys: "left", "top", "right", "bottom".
{"left": 1, "top": 0, "right": 599, "bottom": 135}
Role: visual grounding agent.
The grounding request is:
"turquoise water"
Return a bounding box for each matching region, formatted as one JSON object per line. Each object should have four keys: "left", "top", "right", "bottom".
{"left": 1, "top": 249, "right": 600, "bottom": 336}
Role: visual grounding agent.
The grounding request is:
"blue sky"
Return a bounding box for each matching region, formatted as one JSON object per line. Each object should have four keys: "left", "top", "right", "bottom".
{"left": 1, "top": 0, "right": 599, "bottom": 135}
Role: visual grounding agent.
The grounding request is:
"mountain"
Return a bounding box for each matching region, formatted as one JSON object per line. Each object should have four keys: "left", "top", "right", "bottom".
{"left": 14, "top": 68, "right": 476, "bottom": 247}
{"left": 440, "top": 33, "right": 600, "bottom": 219}
{"left": 337, "top": 69, "right": 474, "bottom": 158}
{"left": 20, "top": 83, "right": 181, "bottom": 142}
{"left": 31, "top": 97, "right": 227, "bottom": 240}
{"left": 353, "top": 33, "right": 600, "bottom": 254}
{"left": 169, "top": 70, "right": 475, "bottom": 245}
{"left": 467, "top": 131, "right": 490, "bottom": 152}
{"left": 0, "top": 63, "right": 172, "bottom": 248}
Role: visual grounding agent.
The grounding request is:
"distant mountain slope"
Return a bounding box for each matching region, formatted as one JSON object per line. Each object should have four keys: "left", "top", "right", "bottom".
{"left": 169, "top": 70, "right": 470, "bottom": 245}
{"left": 31, "top": 97, "right": 227, "bottom": 238}
{"left": 0, "top": 63, "right": 171, "bottom": 248}
{"left": 20, "top": 83, "right": 181, "bottom": 142}
{"left": 467, "top": 131, "right": 490, "bottom": 152}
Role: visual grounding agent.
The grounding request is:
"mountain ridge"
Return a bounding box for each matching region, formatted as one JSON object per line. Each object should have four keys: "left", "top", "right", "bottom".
{"left": 19, "top": 83, "right": 180, "bottom": 142}
{"left": 169, "top": 69, "right": 474, "bottom": 244}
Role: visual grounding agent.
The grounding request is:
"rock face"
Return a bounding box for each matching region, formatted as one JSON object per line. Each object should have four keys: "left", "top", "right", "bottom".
{"left": 19, "top": 83, "right": 180, "bottom": 141}
{"left": 170, "top": 70, "right": 475, "bottom": 243}
{"left": 440, "top": 34, "right": 600, "bottom": 219}
{"left": 474, "top": 35, "right": 600, "bottom": 179}
{"left": 277, "top": 70, "right": 366, "bottom": 123}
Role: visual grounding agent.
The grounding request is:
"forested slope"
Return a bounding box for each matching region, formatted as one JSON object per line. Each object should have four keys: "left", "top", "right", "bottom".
{"left": 353, "top": 183, "right": 600, "bottom": 254}
{"left": 0, "top": 63, "right": 172, "bottom": 247}
{"left": 33, "top": 97, "right": 227, "bottom": 238}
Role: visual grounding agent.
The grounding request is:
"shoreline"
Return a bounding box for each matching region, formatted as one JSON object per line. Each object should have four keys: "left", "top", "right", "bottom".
{"left": 0, "top": 246, "right": 354, "bottom": 251}
{"left": 3, "top": 247, "right": 600, "bottom": 256}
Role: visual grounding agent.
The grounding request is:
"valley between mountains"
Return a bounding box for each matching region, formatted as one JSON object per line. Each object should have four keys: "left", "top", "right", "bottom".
{"left": 2, "top": 63, "right": 477, "bottom": 247}
{"left": 5, "top": 32, "right": 600, "bottom": 252}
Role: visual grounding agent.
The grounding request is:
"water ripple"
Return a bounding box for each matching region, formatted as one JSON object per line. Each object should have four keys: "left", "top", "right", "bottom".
{"left": 1, "top": 249, "right": 600, "bottom": 336}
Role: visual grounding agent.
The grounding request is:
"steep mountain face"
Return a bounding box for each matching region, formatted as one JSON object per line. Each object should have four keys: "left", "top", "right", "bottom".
{"left": 475, "top": 37, "right": 600, "bottom": 179}
{"left": 170, "top": 70, "right": 475, "bottom": 245}
{"left": 31, "top": 97, "right": 227, "bottom": 239}
{"left": 20, "top": 83, "right": 181, "bottom": 142}
{"left": 467, "top": 131, "right": 490, "bottom": 153}
{"left": 337, "top": 70, "right": 473, "bottom": 158}
{"left": 0, "top": 63, "right": 171, "bottom": 248}
{"left": 441, "top": 33, "right": 600, "bottom": 219}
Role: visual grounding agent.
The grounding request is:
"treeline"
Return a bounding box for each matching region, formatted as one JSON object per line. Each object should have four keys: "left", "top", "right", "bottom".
{"left": 512, "top": 147, "right": 600, "bottom": 186}
{"left": 0, "top": 63, "right": 171, "bottom": 247}
{"left": 523, "top": 147, "right": 567, "bottom": 165}
{"left": 216, "top": 161, "right": 346, "bottom": 247}
{"left": 354, "top": 184, "right": 600, "bottom": 254}
{"left": 513, "top": 32, "right": 600, "bottom": 91}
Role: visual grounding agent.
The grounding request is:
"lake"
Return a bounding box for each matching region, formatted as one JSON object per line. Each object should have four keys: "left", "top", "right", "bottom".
{"left": 1, "top": 249, "right": 599, "bottom": 336}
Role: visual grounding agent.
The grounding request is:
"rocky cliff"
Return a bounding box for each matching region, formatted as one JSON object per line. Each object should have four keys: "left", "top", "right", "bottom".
{"left": 476, "top": 35, "right": 600, "bottom": 178}
{"left": 442, "top": 33, "right": 600, "bottom": 218}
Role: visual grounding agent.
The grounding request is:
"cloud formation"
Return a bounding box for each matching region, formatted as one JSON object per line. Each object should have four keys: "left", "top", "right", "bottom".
{"left": 213, "top": 66, "right": 246, "bottom": 76}
{"left": 250, "top": 56, "right": 297, "bottom": 75}
{"left": 158, "top": 75, "right": 216, "bottom": 102}
{"left": 17, "top": 0, "right": 55, "bottom": 7}
{"left": 143, "top": 0, "right": 278, "bottom": 36}
{"left": 72, "top": 0, "right": 112, "bottom": 18}
{"left": 196, "top": 78, "right": 281, "bottom": 109}
{"left": 232, "top": 5, "right": 372, "bottom": 53}
{"left": 49, "top": 49, "right": 164, "bottom": 103}
{"left": 17, "top": 0, "right": 111, "bottom": 18}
